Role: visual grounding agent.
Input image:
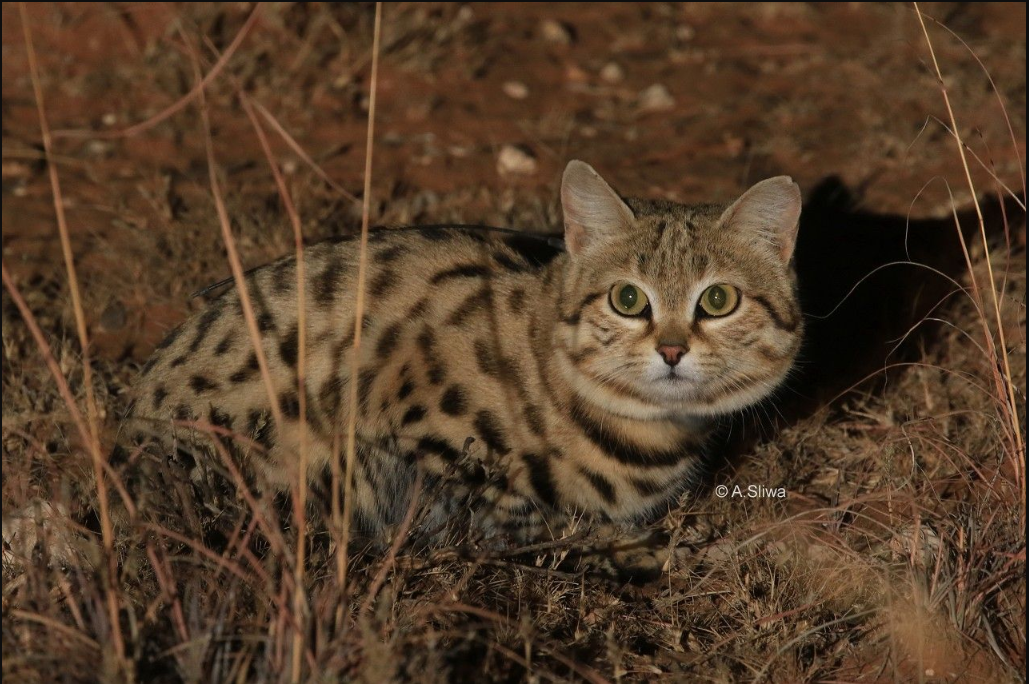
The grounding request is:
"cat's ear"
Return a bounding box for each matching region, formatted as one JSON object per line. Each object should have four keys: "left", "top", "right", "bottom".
{"left": 719, "top": 176, "right": 802, "bottom": 262}
{"left": 561, "top": 160, "right": 635, "bottom": 257}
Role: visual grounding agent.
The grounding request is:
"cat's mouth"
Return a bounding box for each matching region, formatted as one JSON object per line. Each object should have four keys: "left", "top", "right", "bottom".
{"left": 648, "top": 368, "right": 731, "bottom": 403}
{"left": 651, "top": 370, "right": 701, "bottom": 395}
{"left": 656, "top": 364, "right": 702, "bottom": 383}
{"left": 646, "top": 365, "right": 791, "bottom": 416}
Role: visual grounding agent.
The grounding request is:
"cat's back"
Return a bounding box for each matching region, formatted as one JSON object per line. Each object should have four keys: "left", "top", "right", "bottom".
{"left": 128, "top": 226, "right": 564, "bottom": 440}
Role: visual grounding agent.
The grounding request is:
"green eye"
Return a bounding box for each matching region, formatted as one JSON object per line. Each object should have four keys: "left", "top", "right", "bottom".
{"left": 610, "top": 281, "right": 649, "bottom": 316}
{"left": 699, "top": 284, "right": 740, "bottom": 317}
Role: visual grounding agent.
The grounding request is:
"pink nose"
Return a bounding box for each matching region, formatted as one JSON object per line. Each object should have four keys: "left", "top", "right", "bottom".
{"left": 657, "top": 344, "right": 687, "bottom": 367}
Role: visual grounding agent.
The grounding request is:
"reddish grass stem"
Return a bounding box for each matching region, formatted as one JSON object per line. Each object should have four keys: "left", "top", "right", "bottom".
{"left": 240, "top": 89, "right": 313, "bottom": 684}
{"left": 52, "top": 4, "right": 264, "bottom": 141}
{"left": 915, "top": 3, "right": 1025, "bottom": 511}
{"left": 16, "top": 2, "right": 126, "bottom": 666}
{"left": 0, "top": 267, "right": 94, "bottom": 514}
{"left": 251, "top": 100, "right": 360, "bottom": 203}
{"left": 340, "top": 0, "right": 384, "bottom": 621}
{"left": 187, "top": 36, "right": 285, "bottom": 431}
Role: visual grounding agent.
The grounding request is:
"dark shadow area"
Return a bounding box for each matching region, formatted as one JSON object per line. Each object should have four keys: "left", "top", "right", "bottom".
{"left": 791, "top": 177, "right": 1023, "bottom": 409}
{"left": 718, "top": 176, "right": 1025, "bottom": 460}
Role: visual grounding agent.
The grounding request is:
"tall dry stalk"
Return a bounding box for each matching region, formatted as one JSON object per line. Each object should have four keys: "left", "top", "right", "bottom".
{"left": 189, "top": 38, "right": 285, "bottom": 432}
{"left": 239, "top": 94, "right": 313, "bottom": 684}
{"left": 339, "top": 0, "right": 385, "bottom": 620}
{"left": 17, "top": 2, "right": 127, "bottom": 668}
{"left": 259, "top": 104, "right": 309, "bottom": 681}
{"left": 182, "top": 24, "right": 318, "bottom": 677}
{"left": 915, "top": 3, "right": 1025, "bottom": 511}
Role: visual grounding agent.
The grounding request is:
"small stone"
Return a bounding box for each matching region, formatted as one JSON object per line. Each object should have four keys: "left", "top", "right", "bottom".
{"left": 564, "top": 64, "right": 589, "bottom": 84}
{"left": 1, "top": 161, "right": 30, "bottom": 179}
{"left": 723, "top": 134, "right": 746, "bottom": 157}
{"left": 497, "top": 145, "right": 538, "bottom": 176}
{"left": 540, "top": 19, "right": 573, "bottom": 45}
{"left": 405, "top": 101, "right": 433, "bottom": 122}
{"left": 675, "top": 25, "right": 696, "bottom": 42}
{"left": 638, "top": 84, "right": 675, "bottom": 113}
{"left": 99, "top": 300, "right": 127, "bottom": 331}
{"left": 87, "top": 140, "right": 112, "bottom": 157}
{"left": 600, "top": 62, "right": 624, "bottom": 84}
{"left": 502, "top": 81, "right": 529, "bottom": 100}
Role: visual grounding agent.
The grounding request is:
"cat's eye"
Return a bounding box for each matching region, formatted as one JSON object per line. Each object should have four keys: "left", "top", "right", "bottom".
{"left": 698, "top": 284, "right": 740, "bottom": 317}
{"left": 609, "top": 281, "right": 649, "bottom": 316}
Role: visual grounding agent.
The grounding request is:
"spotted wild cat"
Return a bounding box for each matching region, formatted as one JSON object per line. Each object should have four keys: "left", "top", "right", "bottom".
{"left": 119, "top": 160, "right": 803, "bottom": 578}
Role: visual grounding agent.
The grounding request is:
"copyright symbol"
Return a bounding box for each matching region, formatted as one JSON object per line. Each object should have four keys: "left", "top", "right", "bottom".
{"left": 715, "top": 485, "right": 729, "bottom": 498}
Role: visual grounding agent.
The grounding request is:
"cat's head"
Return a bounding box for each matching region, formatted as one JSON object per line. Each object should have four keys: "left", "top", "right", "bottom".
{"left": 555, "top": 160, "right": 803, "bottom": 419}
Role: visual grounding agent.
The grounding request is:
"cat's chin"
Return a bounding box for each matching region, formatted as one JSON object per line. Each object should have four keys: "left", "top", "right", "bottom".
{"left": 638, "top": 377, "right": 709, "bottom": 413}
{"left": 645, "top": 373, "right": 785, "bottom": 417}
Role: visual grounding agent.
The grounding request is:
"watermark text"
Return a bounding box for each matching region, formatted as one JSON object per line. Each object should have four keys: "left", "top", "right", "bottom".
{"left": 714, "top": 484, "right": 787, "bottom": 499}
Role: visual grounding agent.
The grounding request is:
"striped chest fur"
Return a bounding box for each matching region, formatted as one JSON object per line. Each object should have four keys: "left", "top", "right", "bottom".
{"left": 125, "top": 161, "right": 803, "bottom": 547}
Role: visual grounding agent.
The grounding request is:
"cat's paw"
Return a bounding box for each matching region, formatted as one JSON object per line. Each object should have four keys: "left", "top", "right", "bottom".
{"left": 569, "top": 527, "right": 672, "bottom": 584}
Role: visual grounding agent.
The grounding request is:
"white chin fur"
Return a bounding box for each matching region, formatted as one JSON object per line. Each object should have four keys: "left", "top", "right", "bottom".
{"left": 641, "top": 363, "right": 787, "bottom": 417}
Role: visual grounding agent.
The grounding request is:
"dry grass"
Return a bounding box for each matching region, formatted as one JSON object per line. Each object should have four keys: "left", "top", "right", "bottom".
{"left": 2, "top": 3, "right": 1025, "bottom": 682}
{"left": 915, "top": 3, "right": 1024, "bottom": 507}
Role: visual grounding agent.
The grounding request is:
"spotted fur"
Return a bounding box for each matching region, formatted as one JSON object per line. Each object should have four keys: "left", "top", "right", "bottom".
{"left": 124, "top": 161, "right": 803, "bottom": 578}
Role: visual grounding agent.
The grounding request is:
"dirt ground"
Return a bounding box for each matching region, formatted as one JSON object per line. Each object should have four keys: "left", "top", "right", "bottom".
{"left": 2, "top": 3, "right": 1026, "bottom": 682}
